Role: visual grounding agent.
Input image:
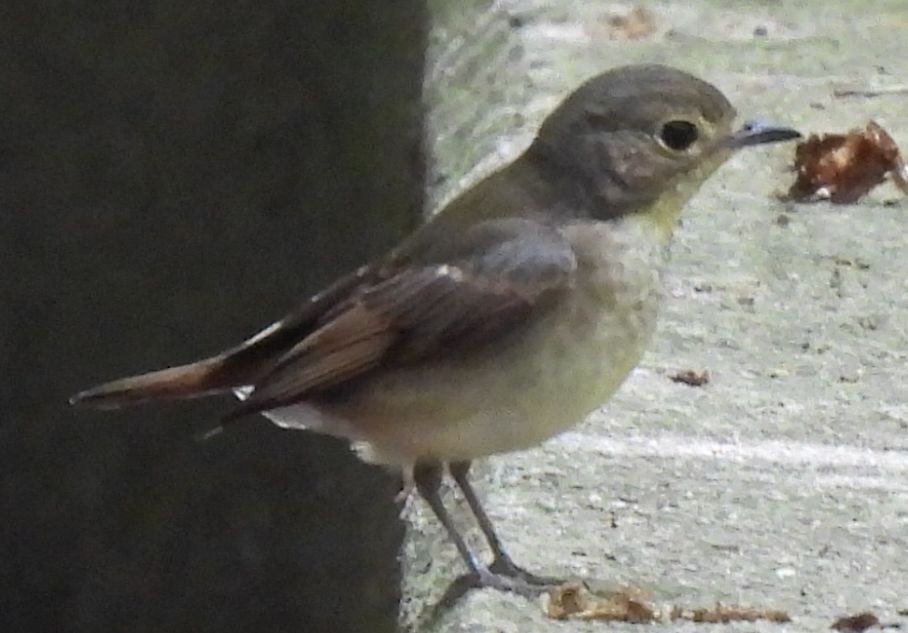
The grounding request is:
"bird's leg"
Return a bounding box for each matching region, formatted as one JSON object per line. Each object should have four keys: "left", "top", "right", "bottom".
{"left": 448, "top": 460, "right": 563, "bottom": 587}
{"left": 413, "top": 461, "right": 483, "bottom": 575}
{"left": 413, "top": 461, "right": 546, "bottom": 596}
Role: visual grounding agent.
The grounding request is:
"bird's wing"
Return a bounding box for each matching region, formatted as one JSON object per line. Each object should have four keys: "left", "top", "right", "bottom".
{"left": 229, "top": 217, "right": 577, "bottom": 417}
{"left": 69, "top": 217, "right": 576, "bottom": 413}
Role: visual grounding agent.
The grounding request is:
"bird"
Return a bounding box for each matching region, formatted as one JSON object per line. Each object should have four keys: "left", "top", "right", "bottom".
{"left": 70, "top": 64, "right": 800, "bottom": 596}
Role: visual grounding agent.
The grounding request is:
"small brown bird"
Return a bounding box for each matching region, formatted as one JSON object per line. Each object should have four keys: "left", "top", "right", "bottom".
{"left": 71, "top": 65, "right": 800, "bottom": 595}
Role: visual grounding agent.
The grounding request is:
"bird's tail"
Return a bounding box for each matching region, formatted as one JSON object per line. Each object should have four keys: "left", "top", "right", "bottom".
{"left": 69, "top": 355, "right": 244, "bottom": 410}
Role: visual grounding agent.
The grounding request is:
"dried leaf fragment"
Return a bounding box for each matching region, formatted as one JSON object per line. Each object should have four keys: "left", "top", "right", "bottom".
{"left": 544, "top": 584, "right": 655, "bottom": 622}
{"left": 670, "top": 369, "right": 710, "bottom": 387}
{"left": 831, "top": 611, "right": 880, "bottom": 632}
{"left": 578, "top": 593, "right": 655, "bottom": 623}
{"left": 786, "top": 120, "right": 908, "bottom": 203}
{"left": 544, "top": 585, "right": 789, "bottom": 625}
{"left": 833, "top": 84, "right": 908, "bottom": 98}
{"left": 604, "top": 6, "right": 657, "bottom": 40}
{"left": 682, "top": 603, "right": 791, "bottom": 624}
{"left": 543, "top": 582, "right": 589, "bottom": 619}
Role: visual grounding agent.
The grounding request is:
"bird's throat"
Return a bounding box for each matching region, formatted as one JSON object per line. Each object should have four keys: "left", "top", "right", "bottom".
{"left": 641, "top": 150, "right": 732, "bottom": 243}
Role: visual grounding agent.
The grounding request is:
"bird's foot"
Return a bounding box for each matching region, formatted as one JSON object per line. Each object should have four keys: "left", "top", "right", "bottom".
{"left": 488, "top": 554, "right": 564, "bottom": 588}
{"left": 462, "top": 557, "right": 565, "bottom": 597}
{"left": 466, "top": 567, "right": 553, "bottom": 598}
{"left": 433, "top": 562, "right": 568, "bottom": 615}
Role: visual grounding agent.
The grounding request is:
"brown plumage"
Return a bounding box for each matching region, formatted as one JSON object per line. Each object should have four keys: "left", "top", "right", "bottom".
{"left": 71, "top": 217, "right": 574, "bottom": 425}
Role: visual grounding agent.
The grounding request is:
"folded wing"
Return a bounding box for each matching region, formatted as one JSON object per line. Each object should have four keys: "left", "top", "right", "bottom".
{"left": 71, "top": 217, "right": 577, "bottom": 419}
{"left": 229, "top": 217, "right": 577, "bottom": 417}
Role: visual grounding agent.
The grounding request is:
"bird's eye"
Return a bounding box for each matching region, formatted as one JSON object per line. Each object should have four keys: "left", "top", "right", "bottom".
{"left": 658, "top": 119, "right": 699, "bottom": 152}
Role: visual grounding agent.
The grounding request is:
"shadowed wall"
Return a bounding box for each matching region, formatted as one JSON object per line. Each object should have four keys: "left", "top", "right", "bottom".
{"left": 0, "top": 2, "right": 426, "bottom": 631}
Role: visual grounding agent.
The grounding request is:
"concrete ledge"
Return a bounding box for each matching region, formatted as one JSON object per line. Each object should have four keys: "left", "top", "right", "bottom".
{"left": 406, "top": 1, "right": 908, "bottom": 630}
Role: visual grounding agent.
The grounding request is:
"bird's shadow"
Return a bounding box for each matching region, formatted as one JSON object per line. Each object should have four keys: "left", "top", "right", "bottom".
{"left": 428, "top": 573, "right": 483, "bottom": 621}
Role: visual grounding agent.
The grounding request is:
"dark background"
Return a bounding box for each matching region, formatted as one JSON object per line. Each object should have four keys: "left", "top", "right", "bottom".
{"left": 0, "top": 1, "right": 426, "bottom": 631}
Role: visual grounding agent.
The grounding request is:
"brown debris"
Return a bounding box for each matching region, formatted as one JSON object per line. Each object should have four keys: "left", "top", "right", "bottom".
{"left": 685, "top": 604, "right": 791, "bottom": 624}
{"left": 544, "top": 582, "right": 589, "bottom": 620}
{"left": 832, "top": 612, "right": 881, "bottom": 632}
{"left": 579, "top": 595, "right": 655, "bottom": 623}
{"left": 543, "top": 584, "right": 790, "bottom": 625}
{"left": 603, "top": 6, "right": 657, "bottom": 40}
{"left": 833, "top": 84, "right": 908, "bottom": 98}
{"left": 670, "top": 369, "right": 710, "bottom": 387}
{"left": 785, "top": 120, "right": 908, "bottom": 203}
{"left": 544, "top": 584, "right": 655, "bottom": 622}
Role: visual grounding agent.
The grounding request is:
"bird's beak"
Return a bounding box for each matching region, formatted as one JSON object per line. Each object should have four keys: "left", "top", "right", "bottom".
{"left": 724, "top": 119, "right": 802, "bottom": 148}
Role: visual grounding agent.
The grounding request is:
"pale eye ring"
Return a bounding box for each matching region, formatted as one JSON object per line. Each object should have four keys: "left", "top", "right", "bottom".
{"left": 658, "top": 119, "right": 699, "bottom": 151}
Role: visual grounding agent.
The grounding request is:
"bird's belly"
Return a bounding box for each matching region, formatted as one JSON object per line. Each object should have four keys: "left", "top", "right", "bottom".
{"left": 328, "top": 262, "right": 661, "bottom": 464}
{"left": 262, "top": 219, "right": 666, "bottom": 466}
{"left": 256, "top": 309, "right": 653, "bottom": 465}
{"left": 400, "top": 304, "right": 656, "bottom": 462}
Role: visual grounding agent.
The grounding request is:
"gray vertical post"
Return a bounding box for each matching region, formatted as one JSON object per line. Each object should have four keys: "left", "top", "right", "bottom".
{"left": 0, "top": 2, "right": 426, "bottom": 632}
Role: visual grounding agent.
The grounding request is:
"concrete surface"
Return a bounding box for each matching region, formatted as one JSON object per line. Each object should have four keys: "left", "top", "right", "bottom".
{"left": 404, "top": 1, "right": 908, "bottom": 630}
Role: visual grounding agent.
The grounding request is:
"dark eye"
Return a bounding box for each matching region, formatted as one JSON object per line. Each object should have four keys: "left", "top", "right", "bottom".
{"left": 658, "top": 120, "right": 699, "bottom": 151}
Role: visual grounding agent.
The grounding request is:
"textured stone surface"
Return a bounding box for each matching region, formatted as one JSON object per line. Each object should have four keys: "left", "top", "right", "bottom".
{"left": 407, "top": 1, "right": 908, "bottom": 630}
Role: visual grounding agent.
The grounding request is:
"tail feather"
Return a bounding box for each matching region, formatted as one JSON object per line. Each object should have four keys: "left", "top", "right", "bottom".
{"left": 69, "top": 356, "right": 242, "bottom": 410}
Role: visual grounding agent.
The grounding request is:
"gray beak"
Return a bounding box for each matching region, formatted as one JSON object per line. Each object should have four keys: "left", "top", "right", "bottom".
{"left": 725, "top": 119, "right": 802, "bottom": 148}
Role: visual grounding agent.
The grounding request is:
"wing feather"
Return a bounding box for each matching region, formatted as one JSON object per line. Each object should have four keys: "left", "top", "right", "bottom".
{"left": 231, "top": 218, "right": 577, "bottom": 417}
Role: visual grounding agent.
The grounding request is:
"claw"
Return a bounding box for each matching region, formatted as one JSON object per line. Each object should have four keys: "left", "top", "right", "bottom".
{"left": 470, "top": 567, "right": 552, "bottom": 598}
{"left": 488, "top": 556, "right": 564, "bottom": 588}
